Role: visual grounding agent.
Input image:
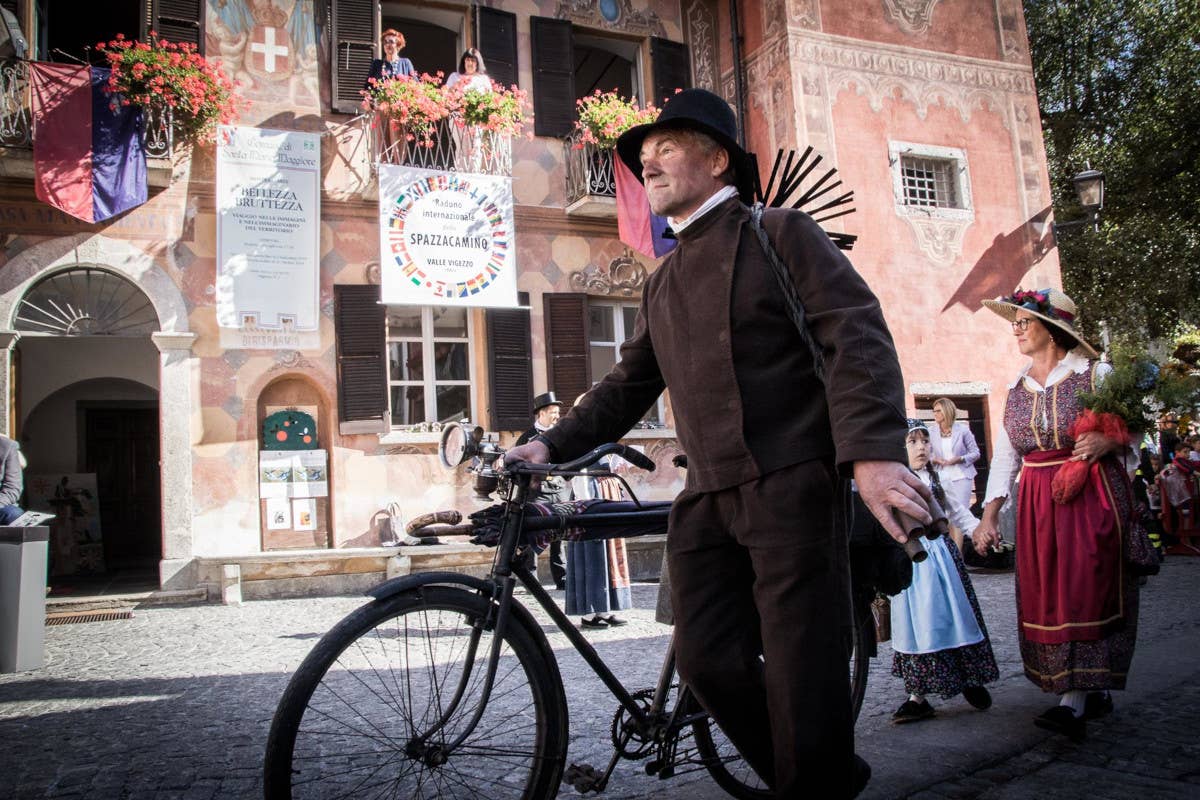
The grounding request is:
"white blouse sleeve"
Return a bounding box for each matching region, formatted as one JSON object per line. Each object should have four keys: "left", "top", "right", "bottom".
{"left": 983, "top": 421, "right": 1019, "bottom": 505}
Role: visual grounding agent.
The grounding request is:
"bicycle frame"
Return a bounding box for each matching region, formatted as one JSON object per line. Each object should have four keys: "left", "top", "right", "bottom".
{"left": 404, "top": 469, "right": 690, "bottom": 788}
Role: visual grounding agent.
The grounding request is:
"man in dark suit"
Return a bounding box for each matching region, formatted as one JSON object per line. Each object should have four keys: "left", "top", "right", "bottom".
{"left": 515, "top": 392, "right": 569, "bottom": 589}
{"left": 505, "top": 90, "right": 930, "bottom": 797}
{"left": 0, "top": 435, "right": 24, "bottom": 524}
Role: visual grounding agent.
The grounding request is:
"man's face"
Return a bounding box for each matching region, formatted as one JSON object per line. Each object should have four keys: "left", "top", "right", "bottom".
{"left": 906, "top": 434, "right": 930, "bottom": 470}
{"left": 535, "top": 406, "right": 559, "bottom": 427}
{"left": 639, "top": 130, "right": 729, "bottom": 219}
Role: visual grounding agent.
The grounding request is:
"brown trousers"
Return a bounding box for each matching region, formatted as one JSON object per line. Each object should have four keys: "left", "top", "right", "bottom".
{"left": 668, "top": 459, "right": 857, "bottom": 798}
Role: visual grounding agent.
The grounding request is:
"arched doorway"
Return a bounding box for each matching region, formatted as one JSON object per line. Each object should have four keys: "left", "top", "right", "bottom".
{"left": 14, "top": 267, "right": 162, "bottom": 591}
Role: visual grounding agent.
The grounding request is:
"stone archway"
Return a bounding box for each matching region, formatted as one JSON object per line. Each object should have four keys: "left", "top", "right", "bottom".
{"left": 0, "top": 234, "right": 197, "bottom": 590}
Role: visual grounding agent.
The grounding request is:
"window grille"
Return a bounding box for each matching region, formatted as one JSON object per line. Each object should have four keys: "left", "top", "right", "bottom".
{"left": 901, "top": 156, "right": 959, "bottom": 209}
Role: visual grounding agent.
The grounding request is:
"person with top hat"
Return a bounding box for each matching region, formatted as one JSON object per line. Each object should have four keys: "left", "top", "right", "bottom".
{"left": 972, "top": 288, "right": 1138, "bottom": 742}
{"left": 515, "top": 392, "right": 570, "bottom": 589}
{"left": 505, "top": 88, "right": 927, "bottom": 798}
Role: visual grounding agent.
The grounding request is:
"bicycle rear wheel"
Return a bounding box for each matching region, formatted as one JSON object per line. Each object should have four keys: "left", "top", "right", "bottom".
{"left": 263, "top": 585, "right": 568, "bottom": 799}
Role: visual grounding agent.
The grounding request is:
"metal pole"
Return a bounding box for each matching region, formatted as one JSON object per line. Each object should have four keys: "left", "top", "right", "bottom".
{"left": 728, "top": 0, "right": 748, "bottom": 149}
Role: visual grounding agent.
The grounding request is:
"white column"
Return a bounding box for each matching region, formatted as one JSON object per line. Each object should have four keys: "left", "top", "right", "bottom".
{"left": 0, "top": 331, "right": 19, "bottom": 437}
{"left": 152, "top": 331, "right": 197, "bottom": 590}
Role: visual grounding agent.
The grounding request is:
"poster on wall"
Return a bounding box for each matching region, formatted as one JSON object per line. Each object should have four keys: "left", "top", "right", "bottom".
{"left": 216, "top": 125, "right": 321, "bottom": 350}
{"left": 266, "top": 497, "right": 292, "bottom": 530}
{"left": 27, "top": 474, "right": 104, "bottom": 576}
{"left": 292, "top": 498, "right": 317, "bottom": 531}
{"left": 258, "top": 449, "right": 328, "bottom": 498}
{"left": 378, "top": 164, "right": 519, "bottom": 308}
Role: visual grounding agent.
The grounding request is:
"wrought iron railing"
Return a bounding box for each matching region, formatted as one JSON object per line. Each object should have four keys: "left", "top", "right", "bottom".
{"left": 0, "top": 58, "right": 172, "bottom": 158}
{"left": 0, "top": 59, "right": 30, "bottom": 148}
{"left": 365, "top": 112, "right": 513, "bottom": 177}
{"left": 564, "top": 129, "right": 616, "bottom": 205}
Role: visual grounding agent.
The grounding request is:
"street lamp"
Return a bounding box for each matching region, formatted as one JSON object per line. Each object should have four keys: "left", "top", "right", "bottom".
{"left": 1054, "top": 168, "right": 1106, "bottom": 235}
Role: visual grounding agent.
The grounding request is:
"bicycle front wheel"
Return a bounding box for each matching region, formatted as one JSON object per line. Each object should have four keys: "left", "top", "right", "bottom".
{"left": 264, "top": 585, "right": 568, "bottom": 800}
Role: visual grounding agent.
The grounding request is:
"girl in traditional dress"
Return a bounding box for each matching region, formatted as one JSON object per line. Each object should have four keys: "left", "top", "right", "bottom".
{"left": 890, "top": 422, "right": 999, "bottom": 723}
{"left": 973, "top": 288, "right": 1137, "bottom": 741}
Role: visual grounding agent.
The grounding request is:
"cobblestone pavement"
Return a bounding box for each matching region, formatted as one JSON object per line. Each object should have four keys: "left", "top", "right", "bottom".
{"left": 1, "top": 558, "right": 1198, "bottom": 799}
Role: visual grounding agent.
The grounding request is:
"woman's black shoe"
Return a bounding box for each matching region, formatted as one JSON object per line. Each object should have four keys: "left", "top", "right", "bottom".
{"left": 1034, "top": 705, "right": 1086, "bottom": 742}
{"left": 962, "top": 686, "right": 992, "bottom": 710}
{"left": 579, "top": 617, "right": 608, "bottom": 629}
{"left": 603, "top": 615, "right": 629, "bottom": 626}
{"left": 892, "top": 699, "right": 935, "bottom": 724}
{"left": 1083, "top": 691, "right": 1113, "bottom": 720}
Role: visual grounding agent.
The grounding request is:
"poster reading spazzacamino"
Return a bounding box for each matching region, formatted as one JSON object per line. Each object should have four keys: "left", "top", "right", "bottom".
{"left": 378, "top": 164, "right": 518, "bottom": 308}
{"left": 216, "top": 125, "right": 321, "bottom": 349}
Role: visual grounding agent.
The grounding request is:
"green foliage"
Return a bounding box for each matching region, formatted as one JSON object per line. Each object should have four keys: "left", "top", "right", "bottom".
{"left": 1024, "top": 0, "right": 1200, "bottom": 346}
{"left": 1076, "top": 344, "right": 1200, "bottom": 433}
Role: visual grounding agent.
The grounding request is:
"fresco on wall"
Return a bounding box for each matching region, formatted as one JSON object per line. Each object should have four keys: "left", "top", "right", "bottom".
{"left": 206, "top": 0, "right": 320, "bottom": 112}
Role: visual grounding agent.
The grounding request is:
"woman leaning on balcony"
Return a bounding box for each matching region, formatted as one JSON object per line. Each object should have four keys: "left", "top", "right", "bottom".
{"left": 365, "top": 29, "right": 415, "bottom": 164}
{"left": 445, "top": 48, "right": 492, "bottom": 173}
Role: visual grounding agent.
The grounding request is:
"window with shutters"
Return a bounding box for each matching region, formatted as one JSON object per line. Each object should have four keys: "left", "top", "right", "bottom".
{"left": 26, "top": 0, "right": 203, "bottom": 63}
{"left": 588, "top": 301, "right": 665, "bottom": 428}
{"left": 386, "top": 306, "right": 476, "bottom": 429}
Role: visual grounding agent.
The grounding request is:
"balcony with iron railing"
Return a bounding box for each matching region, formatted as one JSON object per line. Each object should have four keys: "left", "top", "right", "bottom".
{"left": 0, "top": 59, "right": 174, "bottom": 185}
{"left": 362, "top": 111, "right": 513, "bottom": 183}
{"left": 563, "top": 128, "right": 617, "bottom": 218}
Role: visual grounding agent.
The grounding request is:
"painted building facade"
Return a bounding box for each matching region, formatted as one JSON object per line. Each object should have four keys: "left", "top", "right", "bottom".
{"left": 0, "top": 0, "right": 1058, "bottom": 596}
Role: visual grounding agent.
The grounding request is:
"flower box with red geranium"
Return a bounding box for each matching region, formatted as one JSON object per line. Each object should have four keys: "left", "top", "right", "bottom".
{"left": 361, "top": 72, "right": 451, "bottom": 148}
{"left": 573, "top": 90, "right": 659, "bottom": 150}
{"left": 447, "top": 81, "right": 531, "bottom": 138}
{"left": 97, "top": 32, "right": 245, "bottom": 146}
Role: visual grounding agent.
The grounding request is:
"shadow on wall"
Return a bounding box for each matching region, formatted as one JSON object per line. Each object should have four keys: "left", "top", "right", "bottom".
{"left": 942, "top": 205, "right": 1056, "bottom": 313}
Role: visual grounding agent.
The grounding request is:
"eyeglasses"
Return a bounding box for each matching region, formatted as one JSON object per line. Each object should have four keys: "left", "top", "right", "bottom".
{"left": 1011, "top": 318, "right": 1035, "bottom": 331}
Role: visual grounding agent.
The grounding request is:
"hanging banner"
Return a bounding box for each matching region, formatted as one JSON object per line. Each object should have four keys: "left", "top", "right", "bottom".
{"left": 216, "top": 125, "right": 321, "bottom": 349}
{"left": 378, "top": 164, "right": 518, "bottom": 308}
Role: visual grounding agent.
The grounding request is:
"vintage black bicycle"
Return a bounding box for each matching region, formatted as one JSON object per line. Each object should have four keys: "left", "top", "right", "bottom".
{"left": 263, "top": 423, "right": 874, "bottom": 799}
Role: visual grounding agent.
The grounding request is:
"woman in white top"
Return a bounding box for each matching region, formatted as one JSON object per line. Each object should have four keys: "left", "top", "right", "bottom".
{"left": 444, "top": 48, "right": 492, "bottom": 93}
{"left": 929, "top": 397, "right": 981, "bottom": 546}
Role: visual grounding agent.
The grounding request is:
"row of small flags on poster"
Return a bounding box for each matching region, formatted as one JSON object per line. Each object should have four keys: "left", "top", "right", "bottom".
{"left": 25, "top": 58, "right": 673, "bottom": 259}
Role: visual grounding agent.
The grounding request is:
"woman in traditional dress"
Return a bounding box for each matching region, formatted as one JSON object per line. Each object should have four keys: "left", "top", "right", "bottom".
{"left": 890, "top": 422, "right": 999, "bottom": 723}
{"left": 928, "top": 397, "right": 981, "bottom": 548}
{"left": 972, "top": 288, "right": 1136, "bottom": 741}
{"left": 565, "top": 395, "right": 634, "bottom": 630}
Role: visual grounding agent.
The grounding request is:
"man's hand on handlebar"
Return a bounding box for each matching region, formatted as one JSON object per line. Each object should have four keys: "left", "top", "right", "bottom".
{"left": 503, "top": 439, "right": 551, "bottom": 468}
{"left": 854, "top": 460, "right": 932, "bottom": 545}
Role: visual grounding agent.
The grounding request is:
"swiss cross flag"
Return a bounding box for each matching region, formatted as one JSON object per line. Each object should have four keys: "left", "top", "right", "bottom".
{"left": 248, "top": 25, "right": 292, "bottom": 78}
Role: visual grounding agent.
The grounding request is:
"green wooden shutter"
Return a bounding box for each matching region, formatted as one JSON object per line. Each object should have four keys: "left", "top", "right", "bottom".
{"left": 331, "top": 0, "right": 377, "bottom": 114}
{"left": 486, "top": 292, "right": 532, "bottom": 430}
{"left": 476, "top": 6, "right": 518, "bottom": 90}
{"left": 153, "top": 0, "right": 204, "bottom": 52}
{"left": 530, "top": 16, "right": 574, "bottom": 138}
{"left": 335, "top": 284, "right": 388, "bottom": 433}
{"left": 650, "top": 37, "right": 691, "bottom": 106}
{"left": 543, "top": 293, "right": 590, "bottom": 408}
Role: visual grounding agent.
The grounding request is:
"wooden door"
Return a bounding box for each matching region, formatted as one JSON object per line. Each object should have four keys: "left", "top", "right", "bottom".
{"left": 84, "top": 407, "right": 161, "bottom": 568}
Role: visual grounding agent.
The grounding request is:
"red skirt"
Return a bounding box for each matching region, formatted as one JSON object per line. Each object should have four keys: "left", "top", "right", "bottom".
{"left": 1017, "top": 449, "right": 1127, "bottom": 645}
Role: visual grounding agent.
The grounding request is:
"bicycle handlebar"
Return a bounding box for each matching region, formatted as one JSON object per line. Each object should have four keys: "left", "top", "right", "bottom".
{"left": 508, "top": 442, "right": 656, "bottom": 477}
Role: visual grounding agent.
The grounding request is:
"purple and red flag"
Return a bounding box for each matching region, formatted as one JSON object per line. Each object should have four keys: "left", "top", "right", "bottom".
{"left": 614, "top": 156, "right": 675, "bottom": 260}
{"left": 28, "top": 62, "right": 148, "bottom": 223}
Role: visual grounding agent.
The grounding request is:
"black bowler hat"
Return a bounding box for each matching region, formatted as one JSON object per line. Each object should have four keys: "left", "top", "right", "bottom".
{"left": 615, "top": 88, "right": 757, "bottom": 204}
{"left": 531, "top": 391, "right": 564, "bottom": 414}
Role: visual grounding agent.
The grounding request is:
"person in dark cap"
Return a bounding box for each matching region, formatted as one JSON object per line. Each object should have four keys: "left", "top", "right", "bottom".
{"left": 506, "top": 88, "right": 927, "bottom": 797}
{"left": 515, "top": 392, "right": 569, "bottom": 588}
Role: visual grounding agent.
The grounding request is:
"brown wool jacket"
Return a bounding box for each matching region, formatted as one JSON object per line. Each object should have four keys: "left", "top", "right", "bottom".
{"left": 543, "top": 197, "right": 908, "bottom": 492}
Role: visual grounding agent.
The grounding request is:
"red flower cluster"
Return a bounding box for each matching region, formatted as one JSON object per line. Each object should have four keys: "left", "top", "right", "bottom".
{"left": 361, "top": 73, "right": 532, "bottom": 147}
{"left": 98, "top": 32, "right": 247, "bottom": 145}
{"left": 573, "top": 90, "right": 661, "bottom": 150}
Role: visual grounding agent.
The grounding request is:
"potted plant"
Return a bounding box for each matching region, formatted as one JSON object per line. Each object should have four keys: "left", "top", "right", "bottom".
{"left": 361, "top": 72, "right": 451, "bottom": 149}
{"left": 97, "top": 32, "right": 245, "bottom": 146}
{"left": 573, "top": 90, "right": 659, "bottom": 150}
